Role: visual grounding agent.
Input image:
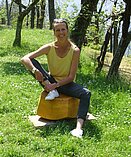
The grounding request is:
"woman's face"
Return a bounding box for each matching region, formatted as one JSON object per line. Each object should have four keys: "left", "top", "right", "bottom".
{"left": 53, "top": 22, "right": 68, "bottom": 40}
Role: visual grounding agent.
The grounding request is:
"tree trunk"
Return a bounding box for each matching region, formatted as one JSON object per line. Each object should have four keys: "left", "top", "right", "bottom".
{"left": 36, "top": 0, "right": 45, "bottom": 29}
{"left": 110, "top": 29, "right": 113, "bottom": 53}
{"left": 112, "top": 20, "right": 121, "bottom": 55}
{"left": 26, "top": 0, "right": 31, "bottom": 27}
{"left": 94, "top": 0, "right": 106, "bottom": 44}
{"left": 26, "top": 14, "right": 29, "bottom": 28}
{"left": 13, "top": 15, "right": 24, "bottom": 46}
{"left": 107, "top": 31, "right": 131, "bottom": 78}
{"left": 113, "top": 22, "right": 118, "bottom": 55}
{"left": 8, "top": 0, "right": 14, "bottom": 26}
{"left": 5, "top": 0, "right": 10, "bottom": 26}
{"left": 36, "top": 5, "right": 40, "bottom": 28}
{"left": 30, "top": 5, "right": 35, "bottom": 29}
{"left": 13, "top": 0, "right": 39, "bottom": 47}
{"left": 81, "top": 0, "right": 84, "bottom": 5}
{"left": 70, "top": 0, "right": 99, "bottom": 49}
{"left": 95, "top": 24, "right": 113, "bottom": 73}
{"left": 39, "top": 0, "right": 46, "bottom": 29}
{"left": 13, "top": 0, "right": 22, "bottom": 47}
{"left": 110, "top": 0, "right": 118, "bottom": 53}
{"left": 107, "top": 0, "right": 131, "bottom": 79}
{"left": 48, "top": 0, "right": 56, "bottom": 30}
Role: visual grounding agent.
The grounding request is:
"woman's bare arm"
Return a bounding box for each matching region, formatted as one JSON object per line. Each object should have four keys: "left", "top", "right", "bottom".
{"left": 45, "top": 47, "right": 80, "bottom": 91}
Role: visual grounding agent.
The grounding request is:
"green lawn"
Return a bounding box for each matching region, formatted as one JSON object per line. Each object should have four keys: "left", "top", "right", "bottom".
{"left": 0, "top": 28, "right": 131, "bottom": 157}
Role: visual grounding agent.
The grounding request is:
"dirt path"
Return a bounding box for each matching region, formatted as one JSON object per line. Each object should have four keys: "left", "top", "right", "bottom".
{"left": 88, "top": 50, "right": 131, "bottom": 81}
{"left": 104, "top": 53, "right": 131, "bottom": 81}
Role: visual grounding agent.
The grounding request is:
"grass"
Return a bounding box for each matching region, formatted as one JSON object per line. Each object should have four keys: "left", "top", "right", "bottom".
{"left": 0, "top": 28, "right": 131, "bottom": 157}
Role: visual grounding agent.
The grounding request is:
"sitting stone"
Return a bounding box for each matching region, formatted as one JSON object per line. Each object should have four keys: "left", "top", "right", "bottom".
{"left": 37, "top": 91, "right": 79, "bottom": 120}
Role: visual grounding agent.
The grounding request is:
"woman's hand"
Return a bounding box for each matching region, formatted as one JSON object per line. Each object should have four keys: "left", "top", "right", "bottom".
{"left": 44, "top": 83, "right": 57, "bottom": 92}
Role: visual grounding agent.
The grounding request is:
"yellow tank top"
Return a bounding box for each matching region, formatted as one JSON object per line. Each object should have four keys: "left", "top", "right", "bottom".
{"left": 47, "top": 42, "right": 76, "bottom": 82}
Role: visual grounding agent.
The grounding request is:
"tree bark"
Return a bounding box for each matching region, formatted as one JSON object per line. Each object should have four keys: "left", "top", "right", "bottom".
{"left": 36, "top": 5, "right": 40, "bottom": 28}
{"left": 30, "top": 5, "right": 35, "bottom": 29}
{"left": 13, "top": 0, "right": 39, "bottom": 47}
{"left": 95, "top": 24, "right": 113, "bottom": 73}
{"left": 13, "top": 15, "right": 24, "bottom": 46}
{"left": 107, "top": 31, "right": 131, "bottom": 78}
{"left": 107, "top": 0, "right": 131, "bottom": 79}
{"left": 6, "top": 0, "right": 10, "bottom": 26}
{"left": 94, "top": 0, "right": 106, "bottom": 44}
{"left": 48, "top": 0, "right": 56, "bottom": 30}
{"left": 70, "top": 0, "right": 99, "bottom": 49}
{"left": 8, "top": 0, "right": 14, "bottom": 26}
{"left": 112, "top": 0, "right": 118, "bottom": 56}
{"left": 113, "top": 22, "right": 118, "bottom": 55}
{"left": 39, "top": 0, "right": 46, "bottom": 29}
{"left": 36, "top": 0, "right": 46, "bottom": 29}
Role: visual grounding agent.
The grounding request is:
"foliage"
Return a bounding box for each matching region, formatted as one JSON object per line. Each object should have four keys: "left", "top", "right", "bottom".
{"left": 0, "top": 1, "right": 20, "bottom": 27}
{"left": 0, "top": 28, "right": 131, "bottom": 157}
{"left": 55, "top": 0, "right": 79, "bottom": 29}
{"left": 0, "top": 0, "right": 79, "bottom": 29}
{"left": 86, "top": 11, "right": 107, "bottom": 46}
{"left": 9, "top": 2, "right": 19, "bottom": 28}
{"left": 0, "top": 3, "right": 6, "bottom": 19}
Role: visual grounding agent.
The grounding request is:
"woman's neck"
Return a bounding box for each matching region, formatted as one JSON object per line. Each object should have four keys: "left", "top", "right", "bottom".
{"left": 54, "top": 39, "right": 71, "bottom": 58}
{"left": 56, "top": 39, "right": 70, "bottom": 48}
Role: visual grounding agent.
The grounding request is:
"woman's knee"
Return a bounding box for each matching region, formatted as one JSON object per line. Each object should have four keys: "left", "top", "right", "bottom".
{"left": 82, "top": 88, "right": 91, "bottom": 99}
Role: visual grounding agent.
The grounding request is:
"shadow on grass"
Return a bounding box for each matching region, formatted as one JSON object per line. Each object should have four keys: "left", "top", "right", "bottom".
{"left": 35, "top": 119, "right": 101, "bottom": 141}
{"left": 2, "top": 61, "right": 48, "bottom": 75}
{"left": 0, "top": 46, "right": 28, "bottom": 57}
{"left": 77, "top": 71, "right": 130, "bottom": 95}
{"left": 2, "top": 62, "right": 26, "bottom": 75}
{"left": 84, "top": 121, "right": 101, "bottom": 140}
{"left": 0, "top": 44, "right": 41, "bottom": 57}
{"left": 76, "top": 72, "right": 130, "bottom": 113}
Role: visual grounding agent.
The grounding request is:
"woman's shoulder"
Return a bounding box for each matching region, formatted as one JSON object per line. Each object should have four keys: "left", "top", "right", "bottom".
{"left": 70, "top": 41, "right": 80, "bottom": 53}
{"left": 45, "top": 41, "right": 55, "bottom": 47}
{"left": 45, "top": 42, "right": 56, "bottom": 55}
{"left": 43, "top": 42, "right": 55, "bottom": 51}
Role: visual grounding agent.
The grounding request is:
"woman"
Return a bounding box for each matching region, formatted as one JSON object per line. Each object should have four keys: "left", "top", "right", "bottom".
{"left": 21, "top": 19, "right": 91, "bottom": 138}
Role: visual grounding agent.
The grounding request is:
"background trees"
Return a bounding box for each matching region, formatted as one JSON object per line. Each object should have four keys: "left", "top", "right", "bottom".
{"left": 13, "top": 0, "right": 40, "bottom": 46}
{"left": 107, "top": 0, "right": 131, "bottom": 78}
{"left": 70, "top": 0, "right": 99, "bottom": 50}
{"left": 0, "top": 0, "right": 130, "bottom": 79}
{"left": 48, "top": 0, "right": 56, "bottom": 29}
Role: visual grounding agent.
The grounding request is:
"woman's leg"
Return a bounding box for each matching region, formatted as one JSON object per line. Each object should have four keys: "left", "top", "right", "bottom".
{"left": 57, "top": 82, "right": 91, "bottom": 137}
{"left": 30, "top": 59, "right": 59, "bottom": 100}
{"left": 57, "top": 82, "right": 91, "bottom": 120}
{"left": 30, "top": 58, "right": 57, "bottom": 88}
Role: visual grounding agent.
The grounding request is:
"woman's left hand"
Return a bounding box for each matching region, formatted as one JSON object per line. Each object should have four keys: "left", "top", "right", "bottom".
{"left": 44, "top": 83, "right": 57, "bottom": 92}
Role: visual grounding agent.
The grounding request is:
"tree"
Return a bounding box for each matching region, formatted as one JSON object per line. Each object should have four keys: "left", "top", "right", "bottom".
{"left": 36, "top": 4, "right": 39, "bottom": 28}
{"left": 13, "top": 0, "right": 39, "bottom": 47}
{"left": 94, "top": 0, "right": 106, "bottom": 45}
{"left": 70, "top": 0, "right": 99, "bottom": 49}
{"left": 36, "top": 0, "right": 46, "bottom": 29}
{"left": 5, "top": 0, "right": 10, "bottom": 26}
{"left": 48, "top": 0, "right": 56, "bottom": 30}
{"left": 25, "top": 0, "right": 31, "bottom": 28}
{"left": 95, "top": 0, "right": 130, "bottom": 74}
{"left": 95, "top": 0, "right": 118, "bottom": 73}
{"left": 30, "top": 0, "right": 35, "bottom": 29}
{"left": 95, "top": 24, "right": 113, "bottom": 73}
{"left": 107, "top": 0, "right": 131, "bottom": 79}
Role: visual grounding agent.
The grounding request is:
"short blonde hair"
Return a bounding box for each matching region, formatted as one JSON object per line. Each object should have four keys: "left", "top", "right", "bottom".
{"left": 52, "top": 18, "right": 68, "bottom": 31}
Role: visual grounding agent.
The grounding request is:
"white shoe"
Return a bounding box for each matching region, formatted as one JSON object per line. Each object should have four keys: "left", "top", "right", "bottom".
{"left": 45, "top": 90, "right": 59, "bottom": 100}
{"left": 70, "top": 128, "right": 83, "bottom": 138}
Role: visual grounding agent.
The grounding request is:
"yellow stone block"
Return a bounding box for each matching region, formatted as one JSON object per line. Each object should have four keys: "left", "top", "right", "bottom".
{"left": 37, "top": 91, "right": 79, "bottom": 120}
